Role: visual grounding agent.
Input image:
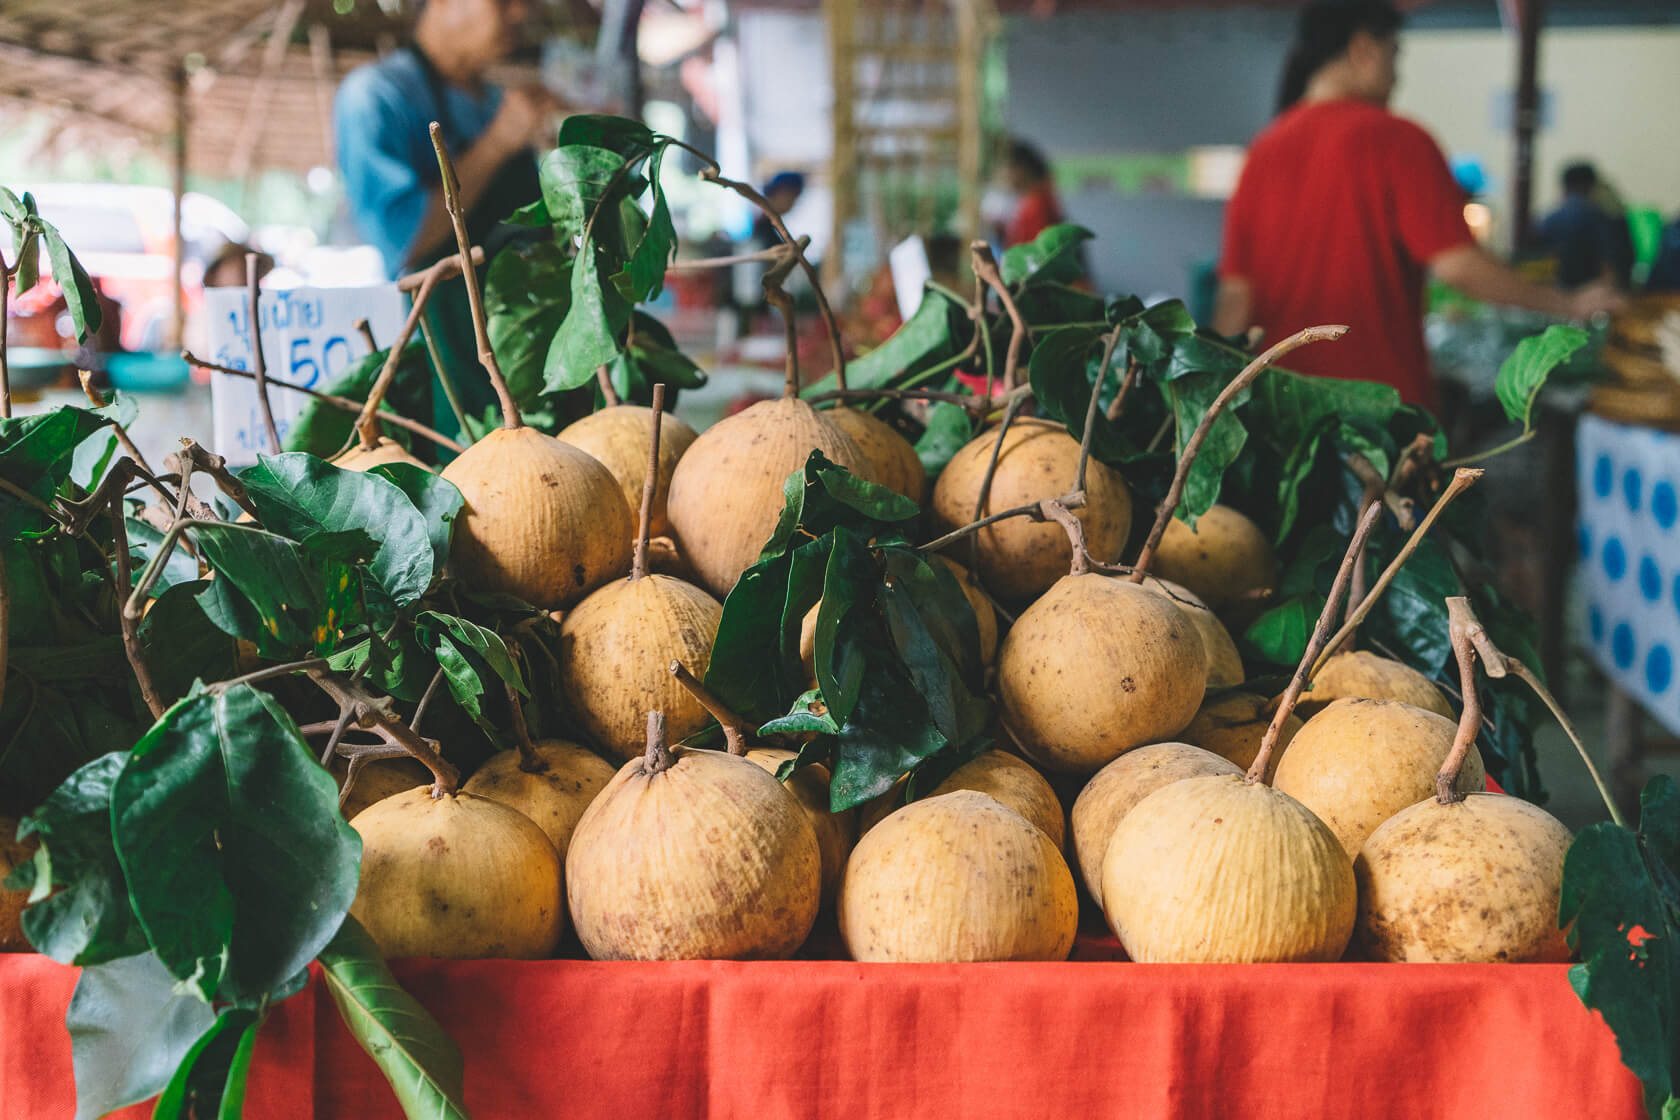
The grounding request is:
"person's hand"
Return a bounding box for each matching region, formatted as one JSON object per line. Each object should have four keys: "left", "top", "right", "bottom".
{"left": 1566, "top": 281, "right": 1627, "bottom": 322}
{"left": 487, "top": 84, "right": 561, "bottom": 153}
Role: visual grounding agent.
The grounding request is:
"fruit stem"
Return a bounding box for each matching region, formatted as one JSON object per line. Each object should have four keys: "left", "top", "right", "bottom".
{"left": 1436, "top": 596, "right": 1484, "bottom": 804}
{"left": 346, "top": 269, "right": 444, "bottom": 454}
{"left": 506, "top": 678, "right": 546, "bottom": 774}
{"left": 1039, "top": 500, "right": 1090, "bottom": 576}
{"left": 1076, "top": 328, "right": 1121, "bottom": 497}
{"left": 762, "top": 245, "right": 803, "bottom": 399}
{"left": 109, "top": 499, "right": 166, "bottom": 720}
{"left": 1448, "top": 597, "right": 1627, "bottom": 827}
{"left": 310, "top": 669, "right": 460, "bottom": 797}
{"left": 970, "top": 242, "right": 1025, "bottom": 391}
{"left": 1308, "top": 467, "right": 1484, "bottom": 681}
{"left": 1347, "top": 452, "right": 1416, "bottom": 530}
{"left": 429, "top": 122, "right": 523, "bottom": 431}
{"left": 596, "top": 365, "right": 621, "bottom": 407}
{"left": 668, "top": 659, "right": 755, "bottom": 755}
{"left": 968, "top": 390, "right": 1027, "bottom": 579}
{"left": 644, "top": 709, "right": 676, "bottom": 774}
{"left": 245, "top": 253, "right": 282, "bottom": 454}
{"left": 354, "top": 318, "right": 378, "bottom": 352}
{"left": 630, "top": 384, "right": 665, "bottom": 582}
{"left": 182, "top": 353, "right": 465, "bottom": 452}
{"left": 1131, "top": 323, "right": 1348, "bottom": 583}
{"left": 1246, "top": 501, "right": 1383, "bottom": 784}
{"left": 698, "top": 166, "right": 848, "bottom": 392}
{"left": 1104, "top": 358, "right": 1140, "bottom": 423}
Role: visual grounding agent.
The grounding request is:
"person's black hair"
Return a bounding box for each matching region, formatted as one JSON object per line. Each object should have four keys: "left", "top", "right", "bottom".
{"left": 1561, "top": 162, "right": 1599, "bottom": 196}
{"left": 1276, "top": 0, "right": 1404, "bottom": 114}
{"left": 1008, "top": 141, "right": 1050, "bottom": 183}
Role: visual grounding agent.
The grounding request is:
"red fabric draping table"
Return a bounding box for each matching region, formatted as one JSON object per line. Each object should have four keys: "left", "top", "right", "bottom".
{"left": 0, "top": 950, "right": 1642, "bottom": 1119}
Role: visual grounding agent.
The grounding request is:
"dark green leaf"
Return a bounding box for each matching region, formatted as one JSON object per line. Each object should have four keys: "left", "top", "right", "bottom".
{"left": 705, "top": 551, "right": 805, "bottom": 722}
{"left": 504, "top": 198, "right": 551, "bottom": 227}
{"left": 830, "top": 668, "right": 947, "bottom": 811}
{"left": 1366, "top": 536, "right": 1457, "bottom": 674}
{"left": 418, "top": 612, "right": 525, "bottom": 695}
{"left": 556, "top": 114, "right": 659, "bottom": 158}
{"left": 623, "top": 145, "right": 675, "bottom": 302}
{"left": 1243, "top": 594, "right": 1325, "bottom": 668}
{"left": 913, "top": 401, "right": 973, "bottom": 478}
{"left": 813, "top": 290, "right": 957, "bottom": 394}
{"left": 191, "top": 523, "right": 323, "bottom": 655}
{"left": 813, "top": 528, "right": 874, "bottom": 728}
{"left": 111, "top": 684, "right": 362, "bottom": 1003}
{"left": 486, "top": 239, "right": 572, "bottom": 410}
{"left": 760, "top": 689, "right": 839, "bottom": 737}
{"left": 369, "top": 462, "right": 463, "bottom": 583}
{"left": 40, "top": 223, "right": 103, "bottom": 342}
{"left": 138, "top": 580, "right": 240, "bottom": 707}
{"left": 546, "top": 239, "right": 629, "bottom": 391}
{"left": 1000, "top": 223, "right": 1092, "bottom": 288}
{"left": 538, "top": 144, "right": 636, "bottom": 242}
{"left": 0, "top": 407, "right": 112, "bottom": 507}
{"left": 12, "top": 752, "right": 147, "bottom": 965}
{"left": 878, "top": 551, "right": 990, "bottom": 744}
{"left": 1028, "top": 324, "right": 1147, "bottom": 469}
{"left": 242, "top": 452, "right": 439, "bottom": 605}
{"left": 318, "top": 916, "right": 470, "bottom": 1120}
{"left": 1246, "top": 368, "right": 1400, "bottom": 454}
{"left": 119, "top": 518, "right": 200, "bottom": 595}
{"left": 1016, "top": 282, "right": 1106, "bottom": 327}
{"left": 1163, "top": 370, "right": 1249, "bottom": 523}
{"left": 65, "top": 951, "right": 218, "bottom": 1120}
{"left": 1495, "top": 324, "right": 1592, "bottom": 432}
{"left": 152, "top": 1007, "right": 263, "bottom": 1120}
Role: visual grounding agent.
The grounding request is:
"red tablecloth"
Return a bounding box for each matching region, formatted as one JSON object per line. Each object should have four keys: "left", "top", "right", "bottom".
{"left": 0, "top": 951, "right": 1642, "bottom": 1119}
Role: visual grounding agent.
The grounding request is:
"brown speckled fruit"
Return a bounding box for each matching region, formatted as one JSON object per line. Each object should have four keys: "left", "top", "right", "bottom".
{"left": 349, "top": 788, "right": 564, "bottom": 959}
{"left": 557, "top": 574, "right": 721, "bottom": 759}
{"left": 1151, "top": 504, "right": 1276, "bottom": 608}
{"left": 1298, "top": 650, "right": 1453, "bottom": 720}
{"left": 334, "top": 437, "right": 427, "bottom": 473}
{"left": 1138, "top": 575, "right": 1244, "bottom": 689}
{"left": 999, "top": 573, "right": 1207, "bottom": 774}
{"left": 839, "top": 790, "right": 1078, "bottom": 962}
{"left": 930, "top": 419, "right": 1132, "bottom": 601}
{"left": 462, "top": 741, "right": 616, "bottom": 862}
{"left": 566, "top": 714, "right": 821, "bottom": 960}
{"left": 1273, "top": 698, "right": 1484, "bottom": 858}
{"left": 333, "top": 756, "right": 431, "bottom": 822}
{"left": 744, "top": 747, "right": 857, "bottom": 905}
{"left": 1179, "top": 691, "right": 1303, "bottom": 777}
{"left": 441, "top": 426, "right": 633, "bottom": 608}
{"left": 826, "top": 406, "right": 926, "bottom": 502}
{"left": 666, "top": 397, "right": 868, "bottom": 597}
{"left": 1, "top": 818, "right": 36, "bottom": 952}
{"left": 1355, "top": 792, "right": 1572, "bottom": 963}
{"left": 1102, "top": 774, "right": 1356, "bottom": 962}
{"left": 1070, "top": 743, "right": 1241, "bottom": 904}
{"left": 559, "top": 405, "right": 698, "bottom": 539}
{"left": 929, "top": 750, "right": 1065, "bottom": 849}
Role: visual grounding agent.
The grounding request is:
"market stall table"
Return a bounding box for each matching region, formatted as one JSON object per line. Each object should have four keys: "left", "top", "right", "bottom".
{"left": 0, "top": 947, "right": 1642, "bottom": 1118}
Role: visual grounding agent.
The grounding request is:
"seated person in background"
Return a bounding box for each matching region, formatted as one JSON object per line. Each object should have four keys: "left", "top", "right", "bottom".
{"left": 751, "top": 172, "right": 806, "bottom": 248}
{"left": 1002, "top": 140, "right": 1064, "bottom": 248}
{"left": 1537, "top": 163, "right": 1632, "bottom": 289}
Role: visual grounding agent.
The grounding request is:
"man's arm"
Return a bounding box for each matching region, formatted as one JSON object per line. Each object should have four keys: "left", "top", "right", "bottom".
{"left": 1429, "top": 244, "right": 1623, "bottom": 321}
{"left": 1212, "top": 276, "right": 1253, "bottom": 338}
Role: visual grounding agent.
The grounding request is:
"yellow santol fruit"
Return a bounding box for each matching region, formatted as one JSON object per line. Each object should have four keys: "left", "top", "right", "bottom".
{"left": 1272, "top": 697, "right": 1484, "bottom": 858}
{"left": 666, "top": 396, "right": 868, "bottom": 597}
{"left": 333, "top": 437, "right": 427, "bottom": 473}
{"left": 559, "top": 403, "right": 698, "bottom": 539}
{"left": 1179, "top": 691, "right": 1303, "bottom": 777}
{"left": 838, "top": 790, "right": 1078, "bottom": 962}
{"left": 1298, "top": 649, "right": 1453, "bottom": 720}
{"left": 1151, "top": 504, "right": 1276, "bottom": 609}
{"left": 928, "top": 750, "right": 1065, "bottom": 850}
{"left": 1101, "top": 773, "right": 1356, "bottom": 962}
{"left": 1137, "top": 575, "right": 1244, "bottom": 689}
{"left": 441, "top": 426, "right": 633, "bottom": 608}
{"left": 566, "top": 712, "right": 822, "bottom": 960}
{"left": 1069, "top": 743, "right": 1241, "bottom": 905}
{"left": 462, "top": 740, "right": 616, "bottom": 863}
{"left": 349, "top": 787, "right": 565, "bottom": 959}
{"left": 930, "top": 418, "right": 1132, "bottom": 601}
{"left": 825, "top": 406, "right": 927, "bottom": 503}
{"left": 333, "top": 755, "right": 431, "bottom": 822}
{"left": 744, "top": 747, "right": 857, "bottom": 906}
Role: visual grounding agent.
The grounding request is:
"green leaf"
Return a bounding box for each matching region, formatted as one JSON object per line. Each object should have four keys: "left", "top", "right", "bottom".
{"left": 39, "top": 223, "right": 103, "bottom": 343}
{"left": 152, "top": 1007, "right": 263, "bottom": 1120}
{"left": 1028, "top": 324, "right": 1148, "bottom": 470}
{"left": 0, "top": 407, "right": 112, "bottom": 515}
{"left": 369, "top": 462, "right": 463, "bottom": 583}
{"left": 759, "top": 689, "right": 839, "bottom": 737}
{"left": 1560, "top": 776, "right": 1680, "bottom": 1117}
{"left": 418, "top": 612, "right": 526, "bottom": 696}
{"left": 1495, "top": 324, "right": 1592, "bottom": 433}
{"left": 282, "top": 343, "right": 429, "bottom": 460}
{"left": 545, "top": 239, "right": 630, "bottom": 392}
{"left": 241, "top": 452, "right": 439, "bottom": 605}
{"left": 603, "top": 338, "right": 707, "bottom": 405}
{"left": 138, "top": 580, "right": 240, "bottom": 708}
{"left": 813, "top": 289, "right": 957, "bottom": 394}
{"left": 813, "top": 528, "right": 874, "bottom": 728}
{"left": 504, "top": 198, "right": 551, "bottom": 227}
{"left": 913, "top": 402, "right": 974, "bottom": 478}
{"left": 556, "top": 114, "right": 658, "bottom": 158}
{"left": 878, "top": 550, "right": 990, "bottom": 743}
{"left": 191, "top": 522, "right": 325, "bottom": 655}
{"left": 1164, "top": 369, "right": 1250, "bottom": 524}
{"left": 623, "top": 145, "right": 675, "bottom": 302}
{"left": 830, "top": 667, "right": 948, "bottom": 811}
{"left": 1000, "top": 223, "right": 1092, "bottom": 288}
{"left": 486, "top": 239, "right": 572, "bottom": 410}
{"left": 12, "top": 752, "right": 148, "bottom": 965}
{"left": 538, "top": 144, "right": 636, "bottom": 243}
{"left": 65, "top": 951, "right": 218, "bottom": 1120}
{"left": 1243, "top": 594, "right": 1325, "bottom": 668}
{"left": 1366, "top": 535, "right": 1457, "bottom": 674}
{"left": 1246, "top": 368, "right": 1400, "bottom": 454}
{"left": 121, "top": 518, "right": 201, "bottom": 595}
{"left": 319, "top": 916, "right": 471, "bottom": 1120}
{"left": 111, "top": 684, "right": 362, "bottom": 1003}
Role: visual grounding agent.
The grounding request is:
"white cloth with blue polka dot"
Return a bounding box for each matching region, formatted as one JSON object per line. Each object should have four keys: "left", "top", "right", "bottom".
{"left": 1577, "top": 414, "right": 1680, "bottom": 734}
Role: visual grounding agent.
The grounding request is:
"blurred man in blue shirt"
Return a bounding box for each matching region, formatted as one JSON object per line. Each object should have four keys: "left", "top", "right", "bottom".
{"left": 334, "top": 0, "right": 556, "bottom": 437}
{"left": 1536, "top": 163, "right": 1632, "bottom": 290}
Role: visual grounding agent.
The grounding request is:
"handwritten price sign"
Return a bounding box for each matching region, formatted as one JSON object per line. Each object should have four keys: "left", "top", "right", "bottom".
{"left": 207, "top": 285, "right": 409, "bottom": 467}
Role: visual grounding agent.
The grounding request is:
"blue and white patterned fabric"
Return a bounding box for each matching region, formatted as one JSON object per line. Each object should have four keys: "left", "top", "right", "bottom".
{"left": 1577, "top": 413, "right": 1680, "bottom": 735}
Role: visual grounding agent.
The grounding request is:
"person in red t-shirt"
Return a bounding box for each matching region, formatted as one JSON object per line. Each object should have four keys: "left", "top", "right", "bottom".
{"left": 1214, "top": 0, "right": 1621, "bottom": 411}
{"left": 1004, "top": 141, "right": 1065, "bottom": 247}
